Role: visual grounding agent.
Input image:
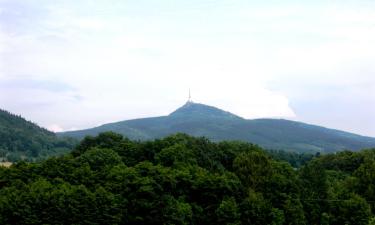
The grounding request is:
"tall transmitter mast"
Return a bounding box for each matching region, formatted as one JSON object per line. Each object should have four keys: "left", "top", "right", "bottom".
{"left": 188, "top": 89, "right": 192, "bottom": 103}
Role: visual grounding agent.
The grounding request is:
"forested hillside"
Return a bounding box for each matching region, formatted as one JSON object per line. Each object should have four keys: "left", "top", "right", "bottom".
{"left": 60, "top": 102, "right": 375, "bottom": 153}
{"left": 0, "top": 109, "right": 76, "bottom": 161}
{"left": 1, "top": 132, "right": 374, "bottom": 224}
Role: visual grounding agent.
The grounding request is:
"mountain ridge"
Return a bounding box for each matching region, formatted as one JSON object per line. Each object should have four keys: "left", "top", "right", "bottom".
{"left": 58, "top": 102, "right": 375, "bottom": 153}
{"left": 0, "top": 109, "right": 76, "bottom": 161}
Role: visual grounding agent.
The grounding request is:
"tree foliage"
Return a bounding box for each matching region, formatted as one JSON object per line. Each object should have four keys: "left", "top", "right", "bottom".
{"left": 0, "top": 109, "right": 76, "bottom": 162}
{"left": 0, "top": 132, "right": 374, "bottom": 224}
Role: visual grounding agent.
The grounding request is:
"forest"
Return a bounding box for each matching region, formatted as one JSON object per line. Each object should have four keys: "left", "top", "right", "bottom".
{"left": 0, "top": 109, "right": 76, "bottom": 162}
{"left": 0, "top": 132, "right": 374, "bottom": 225}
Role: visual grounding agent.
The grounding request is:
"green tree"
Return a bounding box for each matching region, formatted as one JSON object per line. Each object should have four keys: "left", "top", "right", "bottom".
{"left": 299, "top": 161, "right": 329, "bottom": 225}
{"left": 240, "top": 189, "right": 282, "bottom": 225}
{"left": 155, "top": 144, "right": 197, "bottom": 167}
{"left": 233, "top": 151, "right": 272, "bottom": 190}
{"left": 77, "top": 147, "right": 123, "bottom": 171}
{"left": 216, "top": 196, "right": 241, "bottom": 225}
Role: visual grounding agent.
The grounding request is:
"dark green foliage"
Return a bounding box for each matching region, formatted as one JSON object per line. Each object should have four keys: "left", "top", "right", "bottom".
{"left": 216, "top": 197, "right": 241, "bottom": 225}
{"left": 233, "top": 151, "right": 272, "bottom": 190}
{"left": 353, "top": 151, "right": 375, "bottom": 208}
{"left": 72, "top": 132, "right": 124, "bottom": 157}
{"left": 299, "top": 161, "right": 329, "bottom": 225}
{"left": 316, "top": 150, "right": 365, "bottom": 173}
{"left": 60, "top": 102, "right": 375, "bottom": 153}
{"left": 77, "top": 147, "right": 123, "bottom": 171}
{"left": 155, "top": 143, "right": 197, "bottom": 167}
{"left": 0, "top": 132, "right": 374, "bottom": 224}
{"left": 283, "top": 198, "right": 306, "bottom": 225}
{"left": 0, "top": 109, "right": 76, "bottom": 162}
{"left": 328, "top": 193, "right": 371, "bottom": 225}
{"left": 240, "top": 189, "right": 282, "bottom": 225}
{"left": 268, "top": 150, "right": 314, "bottom": 168}
{"left": 0, "top": 179, "right": 121, "bottom": 225}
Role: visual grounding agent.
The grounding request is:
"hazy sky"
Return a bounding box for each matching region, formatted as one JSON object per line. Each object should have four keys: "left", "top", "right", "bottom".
{"left": 1, "top": 0, "right": 374, "bottom": 136}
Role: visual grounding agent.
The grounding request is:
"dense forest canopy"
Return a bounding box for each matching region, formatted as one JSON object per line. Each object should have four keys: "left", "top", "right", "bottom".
{"left": 0, "top": 109, "right": 76, "bottom": 162}
{"left": 0, "top": 132, "right": 375, "bottom": 224}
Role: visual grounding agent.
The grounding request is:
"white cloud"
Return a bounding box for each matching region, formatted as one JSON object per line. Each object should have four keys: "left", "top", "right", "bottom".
{"left": 47, "top": 124, "right": 64, "bottom": 132}
{"left": 0, "top": 0, "right": 374, "bottom": 136}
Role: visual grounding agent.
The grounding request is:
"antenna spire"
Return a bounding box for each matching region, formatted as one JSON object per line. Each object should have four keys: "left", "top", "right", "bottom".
{"left": 188, "top": 88, "right": 192, "bottom": 103}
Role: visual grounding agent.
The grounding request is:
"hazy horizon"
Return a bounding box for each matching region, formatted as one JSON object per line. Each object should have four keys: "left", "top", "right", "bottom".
{"left": 1, "top": 0, "right": 374, "bottom": 136}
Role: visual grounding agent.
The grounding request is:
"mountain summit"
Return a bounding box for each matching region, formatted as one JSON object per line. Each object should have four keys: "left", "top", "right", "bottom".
{"left": 169, "top": 102, "right": 243, "bottom": 120}
{"left": 59, "top": 102, "right": 375, "bottom": 153}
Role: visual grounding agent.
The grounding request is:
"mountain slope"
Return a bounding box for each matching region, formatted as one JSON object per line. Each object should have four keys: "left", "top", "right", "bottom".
{"left": 59, "top": 102, "right": 375, "bottom": 153}
{"left": 0, "top": 109, "right": 76, "bottom": 161}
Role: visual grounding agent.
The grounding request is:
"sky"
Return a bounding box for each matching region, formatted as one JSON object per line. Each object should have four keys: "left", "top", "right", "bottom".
{"left": 0, "top": 0, "right": 374, "bottom": 136}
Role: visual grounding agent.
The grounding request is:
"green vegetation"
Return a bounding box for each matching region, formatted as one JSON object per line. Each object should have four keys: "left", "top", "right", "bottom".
{"left": 0, "top": 132, "right": 374, "bottom": 224}
{"left": 0, "top": 109, "right": 76, "bottom": 162}
{"left": 60, "top": 102, "right": 375, "bottom": 153}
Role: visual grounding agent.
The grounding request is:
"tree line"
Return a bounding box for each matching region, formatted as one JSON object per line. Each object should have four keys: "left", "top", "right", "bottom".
{"left": 0, "top": 132, "right": 374, "bottom": 224}
{"left": 0, "top": 109, "right": 76, "bottom": 162}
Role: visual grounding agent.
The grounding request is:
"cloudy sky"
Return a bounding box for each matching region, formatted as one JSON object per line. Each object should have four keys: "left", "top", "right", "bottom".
{"left": 0, "top": 0, "right": 374, "bottom": 136}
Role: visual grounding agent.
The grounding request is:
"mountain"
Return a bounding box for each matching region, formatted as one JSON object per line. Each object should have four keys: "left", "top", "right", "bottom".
{"left": 0, "top": 109, "right": 76, "bottom": 161}
{"left": 59, "top": 102, "right": 375, "bottom": 153}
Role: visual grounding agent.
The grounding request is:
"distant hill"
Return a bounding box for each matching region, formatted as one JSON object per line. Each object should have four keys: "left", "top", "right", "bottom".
{"left": 0, "top": 109, "right": 76, "bottom": 161}
{"left": 59, "top": 102, "right": 375, "bottom": 153}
